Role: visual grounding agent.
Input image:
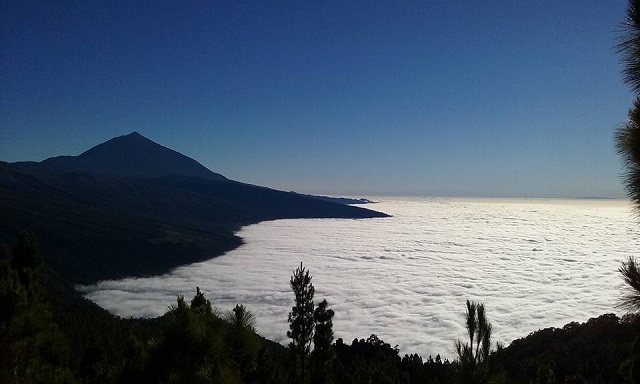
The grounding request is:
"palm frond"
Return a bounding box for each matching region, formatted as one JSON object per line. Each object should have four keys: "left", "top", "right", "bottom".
{"left": 619, "top": 257, "right": 640, "bottom": 310}
{"left": 616, "top": 99, "right": 640, "bottom": 212}
{"left": 617, "top": 0, "right": 640, "bottom": 94}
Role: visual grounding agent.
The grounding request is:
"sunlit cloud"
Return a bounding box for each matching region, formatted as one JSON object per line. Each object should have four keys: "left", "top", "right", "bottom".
{"left": 79, "top": 198, "right": 636, "bottom": 359}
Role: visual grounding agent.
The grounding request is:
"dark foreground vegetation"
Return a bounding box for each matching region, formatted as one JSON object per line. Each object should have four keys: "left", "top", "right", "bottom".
{"left": 2, "top": 232, "right": 640, "bottom": 384}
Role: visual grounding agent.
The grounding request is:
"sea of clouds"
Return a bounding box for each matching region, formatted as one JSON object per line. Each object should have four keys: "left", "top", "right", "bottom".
{"left": 79, "top": 197, "right": 639, "bottom": 359}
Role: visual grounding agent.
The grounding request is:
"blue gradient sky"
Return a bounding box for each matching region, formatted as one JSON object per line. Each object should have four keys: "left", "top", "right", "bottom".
{"left": 1, "top": 1, "right": 633, "bottom": 197}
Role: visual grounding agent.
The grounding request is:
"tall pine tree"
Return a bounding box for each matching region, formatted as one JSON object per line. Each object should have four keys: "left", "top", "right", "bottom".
{"left": 313, "top": 299, "right": 334, "bottom": 384}
{"left": 287, "top": 262, "right": 315, "bottom": 383}
{"left": 617, "top": 4, "right": 640, "bottom": 381}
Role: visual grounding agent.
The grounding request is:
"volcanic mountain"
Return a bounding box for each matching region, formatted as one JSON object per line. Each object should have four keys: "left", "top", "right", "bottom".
{"left": 1, "top": 132, "right": 387, "bottom": 284}
{"left": 15, "top": 132, "right": 227, "bottom": 180}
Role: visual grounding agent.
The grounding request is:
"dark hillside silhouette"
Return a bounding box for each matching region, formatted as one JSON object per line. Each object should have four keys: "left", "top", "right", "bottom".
{"left": 0, "top": 133, "right": 387, "bottom": 284}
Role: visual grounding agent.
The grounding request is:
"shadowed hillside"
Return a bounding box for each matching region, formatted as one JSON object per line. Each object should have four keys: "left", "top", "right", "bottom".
{"left": 0, "top": 133, "right": 388, "bottom": 285}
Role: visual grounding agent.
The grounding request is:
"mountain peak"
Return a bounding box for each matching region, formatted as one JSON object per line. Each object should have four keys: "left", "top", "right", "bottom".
{"left": 35, "top": 132, "right": 227, "bottom": 181}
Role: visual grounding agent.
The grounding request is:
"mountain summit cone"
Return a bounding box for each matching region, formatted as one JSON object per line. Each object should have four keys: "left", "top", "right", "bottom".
{"left": 35, "top": 132, "right": 227, "bottom": 180}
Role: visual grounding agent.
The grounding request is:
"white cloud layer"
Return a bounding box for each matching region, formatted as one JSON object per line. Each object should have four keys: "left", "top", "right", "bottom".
{"left": 79, "top": 198, "right": 637, "bottom": 359}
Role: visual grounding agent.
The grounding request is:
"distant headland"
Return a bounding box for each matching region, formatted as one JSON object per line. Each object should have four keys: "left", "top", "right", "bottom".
{"left": 1, "top": 132, "right": 389, "bottom": 285}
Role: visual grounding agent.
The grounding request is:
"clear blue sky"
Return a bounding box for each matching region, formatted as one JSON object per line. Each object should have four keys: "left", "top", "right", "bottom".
{"left": 1, "top": 1, "right": 633, "bottom": 197}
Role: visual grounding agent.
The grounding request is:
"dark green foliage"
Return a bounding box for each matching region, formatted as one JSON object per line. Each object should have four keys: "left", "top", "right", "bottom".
{"left": 1, "top": 232, "right": 278, "bottom": 383}
{"left": 455, "top": 300, "right": 493, "bottom": 383}
{"left": 620, "top": 257, "right": 640, "bottom": 312}
{"left": 191, "top": 286, "right": 214, "bottom": 314}
{"left": 615, "top": 5, "right": 640, "bottom": 383}
{"left": 0, "top": 260, "right": 26, "bottom": 323}
{"left": 618, "top": 0, "right": 640, "bottom": 210}
{"left": 255, "top": 343, "right": 290, "bottom": 384}
{"left": 618, "top": 0, "right": 640, "bottom": 95}
{"left": 313, "top": 298, "right": 335, "bottom": 384}
{"left": 41, "top": 266, "right": 164, "bottom": 384}
{"left": 140, "top": 291, "right": 263, "bottom": 383}
{"left": 330, "top": 334, "right": 461, "bottom": 384}
{"left": 617, "top": 98, "right": 640, "bottom": 211}
{"left": 225, "top": 304, "right": 256, "bottom": 331}
{"left": 144, "top": 294, "right": 237, "bottom": 383}
{"left": 10, "top": 231, "right": 42, "bottom": 284}
{"left": 333, "top": 334, "right": 413, "bottom": 383}
{"left": 334, "top": 335, "right": 405, "bottom": 384}
{"left": 0, "top": 237, "right": 77, "bottom": 383}
{"left": 402, "top": 353, "right": 457, "bottom": 384}
{"left": 287, "top": 262, "right": 315, "bottom": 383}
{"left": 501, "top": 313, "right": 638, "bottom": 383}
{"left": 615, "top": 4, "right": 640, "bottom": 382}
{"left": 313, "top": 299, "right": 335, "bottom": 359}
{"left": 620, "top": 330, "right": 640, "bottom": 384}
{"left": 225, "top": 304, "right": 259, "bottom": 381}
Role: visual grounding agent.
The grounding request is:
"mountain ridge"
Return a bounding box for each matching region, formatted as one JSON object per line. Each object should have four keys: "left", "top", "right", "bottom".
{"left": 14, "top": 132, "right": 227, "bottom": 181}
{"left": 1, "top": 133, "right": 388, "bottom": 285}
